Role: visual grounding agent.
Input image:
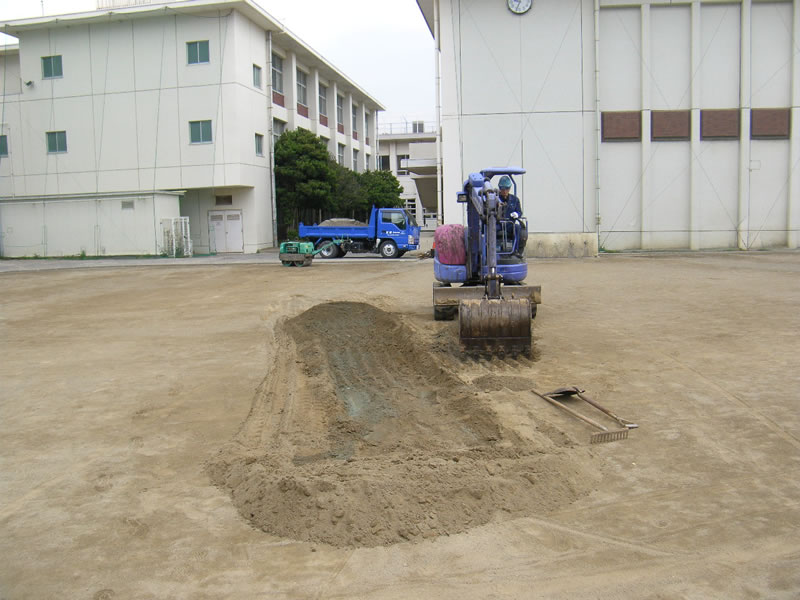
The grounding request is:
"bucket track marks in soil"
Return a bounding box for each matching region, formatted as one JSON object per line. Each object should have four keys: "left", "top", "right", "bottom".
{"left": 208, "top": 302, "right": 598, "bottom": 548}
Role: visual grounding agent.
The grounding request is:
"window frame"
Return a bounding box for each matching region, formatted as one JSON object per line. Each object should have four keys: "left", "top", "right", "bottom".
{"left": 352, "top": 148, "right": 359, "bottom": 172}
{"left": 378, "top": 155, "right": 390, "bottom": 171}
{"left": 336, "top": 94, "right": 344, "bottom": 126}
{"left": 296, "top": 69, "right": 308, "bottom": 107}
{"left": 396, "top": 154, "right": 410, "bottom": 175}
{"left": 352, "top": 104, "right": 358, "bottom": 132}
{"left": 318, "top": 83, "right": 328, "bottom": 116}
{"left": 273, "top": 118, "right": 286, "bottom": 147}
{"left": 41, "top": 55, "right": 63, "bottom": 79}
{"left": 271, "top": 53, "right": 284, "bottom": 94}
{"left": 253, "top": 64, "right": 262, "bottom": 88}
{"left": 337, "top": 143, "right": 345, "bottom": 165}
{"left": 186, "top": 40, "right": 210, "bottom": 65}
{"left": 189, "top": 120, "right": 213, "bottom": 144}
{"left": 46, "top": 130, "right": 67, "bottom": 154}
{"left": 255, "top": 133, "right": 264, "bottom": 156}
{"left": 0, "top": 134, "right": 8, "bottom": 157}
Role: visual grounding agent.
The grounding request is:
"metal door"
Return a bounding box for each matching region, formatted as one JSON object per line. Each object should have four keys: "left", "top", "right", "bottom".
{"left": 225, "top": 211, "right": 243, "bottom": 252}
{"left": 208, "top": 210, "right": 244, "bottom": 253}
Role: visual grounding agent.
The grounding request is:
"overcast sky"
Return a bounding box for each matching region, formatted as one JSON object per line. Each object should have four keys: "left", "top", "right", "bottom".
{"left": 1, "top": 0, "right": 436, "bottom": 126}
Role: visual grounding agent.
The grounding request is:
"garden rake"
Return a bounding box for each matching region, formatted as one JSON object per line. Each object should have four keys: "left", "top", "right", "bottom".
{"left": 532, "top": 386, "right": 638, "bottom": 444}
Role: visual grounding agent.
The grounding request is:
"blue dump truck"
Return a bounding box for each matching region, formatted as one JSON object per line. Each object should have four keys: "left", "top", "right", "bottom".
{"left": 298, "top": 206, "right": 421, "bottom": 259}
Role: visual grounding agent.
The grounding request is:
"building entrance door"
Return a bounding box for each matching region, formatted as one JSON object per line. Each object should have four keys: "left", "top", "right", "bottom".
{"left": 208, "top": 210, "right": 244, "bottom": 253}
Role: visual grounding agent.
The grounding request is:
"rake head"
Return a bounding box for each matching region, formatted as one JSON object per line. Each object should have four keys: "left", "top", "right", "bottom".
{"left": 590, "top": 428, "right": 629, "bottom": 444}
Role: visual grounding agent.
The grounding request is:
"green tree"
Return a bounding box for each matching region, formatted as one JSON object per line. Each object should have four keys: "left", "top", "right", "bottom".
{"left": 274, "top": 128, "right": 335, "bottom": 231}
{"left": 359, "top": 170, "right": 404, "bottom": 210}
{"left": 331, "top": 162, "right": 367, "bottom": 219}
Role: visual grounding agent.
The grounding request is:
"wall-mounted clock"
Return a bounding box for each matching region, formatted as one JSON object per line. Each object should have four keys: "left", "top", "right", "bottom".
{"left": 507, "top": 0, "right": 533, "bottom": 15}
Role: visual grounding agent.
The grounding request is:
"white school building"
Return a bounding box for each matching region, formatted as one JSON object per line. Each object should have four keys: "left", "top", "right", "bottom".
{"left": 417, "top": 0, "right": 800, "bottom": 254}
{"left": 0, "top": 0, "right": 384, "bottom": 256}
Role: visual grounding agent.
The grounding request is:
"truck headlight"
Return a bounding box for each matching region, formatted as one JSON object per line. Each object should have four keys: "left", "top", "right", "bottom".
{"left": 408, "top": 235, "right": 414, "bottom": 244}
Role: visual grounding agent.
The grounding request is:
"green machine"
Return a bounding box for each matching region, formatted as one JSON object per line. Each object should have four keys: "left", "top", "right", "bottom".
{"left": 278, "top": 240, "right": 339, "bottom": 267}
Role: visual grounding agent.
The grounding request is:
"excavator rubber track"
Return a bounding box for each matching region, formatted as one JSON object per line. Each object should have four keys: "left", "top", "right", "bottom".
{"left": 459, "top": 298, "right": 532, "bottom": 356}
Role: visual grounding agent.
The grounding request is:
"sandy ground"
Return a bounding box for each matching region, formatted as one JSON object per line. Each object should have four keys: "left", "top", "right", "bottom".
{"left": 1, "top": 251, "right": 800, "bottom": 599}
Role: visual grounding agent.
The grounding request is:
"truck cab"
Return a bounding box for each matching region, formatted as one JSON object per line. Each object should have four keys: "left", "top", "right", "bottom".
{"left": 375, "top": 208, "right": 420, "bottom": 257}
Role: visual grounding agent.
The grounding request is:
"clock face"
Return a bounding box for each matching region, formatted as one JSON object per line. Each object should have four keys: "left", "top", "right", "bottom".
{"left": 507, "top": 0, "right": 533, "bottom": 14}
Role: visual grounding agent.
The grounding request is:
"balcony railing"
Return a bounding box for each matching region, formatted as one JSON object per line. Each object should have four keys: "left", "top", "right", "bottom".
{"left": 377, "top": 121, "right": 437, "bottom": 136}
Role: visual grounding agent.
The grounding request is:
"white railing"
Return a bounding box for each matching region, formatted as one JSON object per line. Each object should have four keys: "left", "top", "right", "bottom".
{"left": 377, "top": 121, "right": 437, "bottom": 136}
{"left": 97, "top": 0, "right": 156, "bottom": 8}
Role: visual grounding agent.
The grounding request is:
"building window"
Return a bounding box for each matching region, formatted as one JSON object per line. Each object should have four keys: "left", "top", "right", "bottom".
{"left": 337, "top": 143, "right": 344, "bottom": 165}
{"left": 412, "top": 120, "right": 425, "bottom": 133}
{"left": 352, "top": 104, "right": 358, "bottom": 132}
{"left": 365, "top": 154, "right": 371, "bottom": 171}
{"left": 353, "top": 149, "right": 359, "bottom": 172}
{"left": 296, "top": 69, "right": 307, "bottom": 106}
{"left": 189, "top": 120, "right": 212, "bottom": 144}
{"left": 273, "top": 119, "right": 285, "bottom": 146}
{"left": 378, "top": 155, "right": 390, "bottom": 171}
{"left": 397, "top": 154, "right": 409, "bottom": 175}
{"left": 41, "top": 55, "right": 62, "bottom": 79}
{"left": 46, "top": 131, "right": 67, "bottom": 153}
{"left": 215, "top": 195, "right": 233, "bottom": 206}
{"left": 318, "top": 84, "right": 327, "bottom": 116}
{"left": 364, "top": 113, "right": 370, "bottom": 138}
{"left": 271, "top": 53, "right": 283, "bottom": 93}
{"left": 0, "top": 135, "right": 8, "bottom": 157}
{"left": 255, "top": 133, "right": 264, "bottom": 156}
{"left": 336, "top": 94, "right": 344, "bottom": 126}
{"left": 253, "top": 64, "right": 262, "bottom": 88}
{"left": 187, "top": 41, "right": 209, "bottom": 65}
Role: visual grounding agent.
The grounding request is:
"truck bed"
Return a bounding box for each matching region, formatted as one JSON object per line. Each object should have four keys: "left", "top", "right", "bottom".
{"left": 299, "top": 224, "right": 373, "bottom": 239}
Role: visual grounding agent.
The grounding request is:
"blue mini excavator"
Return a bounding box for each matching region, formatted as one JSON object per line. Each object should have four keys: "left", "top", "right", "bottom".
{"left": 432, "top": 167, "right": 541, "bottom": 356}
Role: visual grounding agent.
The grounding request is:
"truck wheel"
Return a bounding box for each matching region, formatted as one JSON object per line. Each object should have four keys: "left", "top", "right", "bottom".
{"left": 316, "top": 241, "right": 339, "bottom": 259}
{"left": 379, "top": 240, "right": 398, "bottom": 259}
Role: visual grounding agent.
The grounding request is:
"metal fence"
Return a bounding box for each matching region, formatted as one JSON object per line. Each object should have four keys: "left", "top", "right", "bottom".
{"left": 377, "top": 121, "right": 437, "bottom": 136}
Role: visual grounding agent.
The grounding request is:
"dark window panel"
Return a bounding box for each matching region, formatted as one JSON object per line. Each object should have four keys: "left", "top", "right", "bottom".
{"left": 602, "top": 111, "right": 641, "bottom": 142}
{"left": 651, "top": 110, "right": 690, "bottom": 141}
{"left": 701, "top": 109, "right": 740, "bottom": 140}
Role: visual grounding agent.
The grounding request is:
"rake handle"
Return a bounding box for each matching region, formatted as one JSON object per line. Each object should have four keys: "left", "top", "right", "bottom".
{"left": 531, "top": 389, "right": 608, "bottom": 432}
{"left": 575, "top": 391, "right": 637, "bottom": 428}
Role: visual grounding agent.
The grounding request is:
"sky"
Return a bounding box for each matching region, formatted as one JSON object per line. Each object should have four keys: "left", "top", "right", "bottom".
{"left": 0, "top": 0, "right": 436, "bottom": 127}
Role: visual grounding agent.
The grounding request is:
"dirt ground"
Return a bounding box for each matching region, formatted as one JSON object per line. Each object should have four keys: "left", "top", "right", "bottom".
{"left": 2, "top": 251, "right": 800, "bottom": 599}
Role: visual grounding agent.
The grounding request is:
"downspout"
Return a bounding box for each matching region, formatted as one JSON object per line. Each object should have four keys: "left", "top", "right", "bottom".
{"left": 593, "top": 0, "right": 602, "bottom": 252}
{"left": 267, "top": 30, "right": 278, "bottom": 246}
{"left": 434, "top": 0, "right": 443, "bottom": 225}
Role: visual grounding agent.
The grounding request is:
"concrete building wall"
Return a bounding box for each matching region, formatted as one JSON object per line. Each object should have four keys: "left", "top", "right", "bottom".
{"left": 0, "top": 192, "right": 181, "bottom": 257}
{"left": 0, "top": 1, "right": 383, "bottom": 256}
{"left": 424, "top": 0, "right": 799, "bottom": 253}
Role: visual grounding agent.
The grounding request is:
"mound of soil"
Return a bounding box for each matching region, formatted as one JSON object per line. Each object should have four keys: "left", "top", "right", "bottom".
{"left": 208, "top": 302, "right": 598, "bottom": 547}
{"left": 318, "top": 218, "right": 367, "bottom": 227}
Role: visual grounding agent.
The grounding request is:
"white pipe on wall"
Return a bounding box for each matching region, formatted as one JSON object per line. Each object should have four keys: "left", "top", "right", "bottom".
{"left": 435, "top": 0, "right": 443, "bottom": 225}
{"left": 738, "top": 0, "right": 752, "bottom": 250}
{"left": 267, "top": 30, "right": 278, "bottom": 246}
{"left": 593, "top": 0, "right": 601, "bottom": 250}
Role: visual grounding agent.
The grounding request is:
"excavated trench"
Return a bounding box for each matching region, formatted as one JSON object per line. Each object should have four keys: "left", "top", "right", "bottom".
{"left": 207, "top": 302, "right": 599, "bottom": 548}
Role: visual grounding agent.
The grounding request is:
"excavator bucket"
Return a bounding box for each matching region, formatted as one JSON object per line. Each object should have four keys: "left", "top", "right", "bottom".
{"left": 459, "top": 298, "right": 532, "bottom": 356}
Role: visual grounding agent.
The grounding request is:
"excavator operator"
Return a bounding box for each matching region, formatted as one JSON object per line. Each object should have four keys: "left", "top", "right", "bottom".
{"left": 497, "top": 175, "right": 527, "bottom": 257}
